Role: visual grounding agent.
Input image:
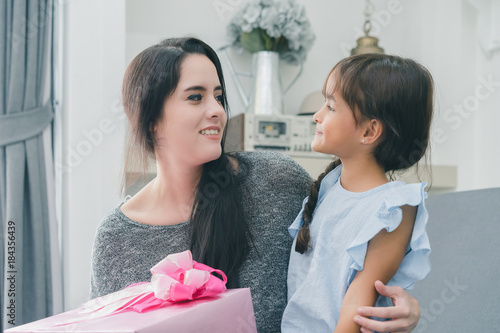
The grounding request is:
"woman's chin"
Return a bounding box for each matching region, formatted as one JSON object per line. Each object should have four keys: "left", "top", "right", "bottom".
{"left": 200, "top": 148, "right": 223, "bottom": 164}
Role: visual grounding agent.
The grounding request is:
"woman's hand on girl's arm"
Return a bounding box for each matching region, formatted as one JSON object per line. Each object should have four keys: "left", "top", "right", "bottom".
{"left": 354, "top": 280, "right": 420, "bottom": 333}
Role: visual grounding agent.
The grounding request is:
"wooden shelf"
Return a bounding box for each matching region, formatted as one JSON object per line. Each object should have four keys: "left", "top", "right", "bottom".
{"left": 286, "top": 154, "right": 457, "bottom": 190}
{"left": 124, "top": 154, "right": 457, "bottom": 197}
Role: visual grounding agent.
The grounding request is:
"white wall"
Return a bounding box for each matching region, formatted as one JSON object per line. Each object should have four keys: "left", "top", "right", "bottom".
{"left": 416, "top": 0, "right": 500, "bottom": 191}
{"left": 61, "top": 0, "right": 500, "bottom": 310}
{"left": 61, "top": 0, "right": 126, "bottom": 310}
{"left": 470, "top": 0, "right": 500, "bottom": 189}
{"left": 125, "top": 0, "right": 500, "bottom": 191}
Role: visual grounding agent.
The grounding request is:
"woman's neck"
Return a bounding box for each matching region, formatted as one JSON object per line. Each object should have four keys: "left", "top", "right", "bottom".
{"left": 152, "top": 158, "right": 202, "bottom": 210}
{"left": 121, "top": 157, "right": 203, "bottom": 226}
{"left": 339, "top": 155, "right": 388, "bottom": 192}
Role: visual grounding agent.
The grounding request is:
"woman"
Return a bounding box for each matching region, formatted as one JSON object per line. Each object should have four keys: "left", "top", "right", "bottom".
{"left": 90, "top": 37, "right": 420, "bottom": 332}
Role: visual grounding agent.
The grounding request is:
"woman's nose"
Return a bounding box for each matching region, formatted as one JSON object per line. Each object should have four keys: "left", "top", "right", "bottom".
{"left": 208, "top": 99, "right": 225, "bottom": 118}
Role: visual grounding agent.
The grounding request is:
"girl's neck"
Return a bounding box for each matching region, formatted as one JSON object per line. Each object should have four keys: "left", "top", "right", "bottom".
{"left": 339, "top": 156, "right": 388, "bottom": 193}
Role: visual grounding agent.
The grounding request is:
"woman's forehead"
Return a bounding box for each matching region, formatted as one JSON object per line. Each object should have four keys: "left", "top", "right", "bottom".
{"left": 178, "top": 54, "right": 219, "bottom": 87}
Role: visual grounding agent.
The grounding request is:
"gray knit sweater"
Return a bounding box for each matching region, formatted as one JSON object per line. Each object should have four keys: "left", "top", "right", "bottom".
{"left": 90, "top": 151, "right": 312, "bottom": 332}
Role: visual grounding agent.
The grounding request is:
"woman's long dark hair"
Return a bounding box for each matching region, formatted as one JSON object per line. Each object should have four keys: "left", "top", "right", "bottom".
{"left": 122, "top": 37, "right": 250, "bottom": 286}
{"left": 295, "top": 53, "right": 434, "bottom": 254}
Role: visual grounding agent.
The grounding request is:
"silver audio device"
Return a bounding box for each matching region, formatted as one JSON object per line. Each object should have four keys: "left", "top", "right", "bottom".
{"left": 225, "top": 113, "right": 328, "bottom": 158}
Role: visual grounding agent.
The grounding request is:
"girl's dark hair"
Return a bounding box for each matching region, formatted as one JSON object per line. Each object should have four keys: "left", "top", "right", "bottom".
{"left": 122, "top": 37, "right": 250, "bottom": 286}
{"left": 295, "top": 53, "right": 434, "bottom": 254}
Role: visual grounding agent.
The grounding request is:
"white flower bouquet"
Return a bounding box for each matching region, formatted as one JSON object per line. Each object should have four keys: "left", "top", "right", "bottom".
{"left": 227, "top": 0, "right": 316, "bottom": 65}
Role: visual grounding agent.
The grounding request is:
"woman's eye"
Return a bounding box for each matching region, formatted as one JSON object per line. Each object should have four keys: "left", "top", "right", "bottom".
{"left": 215, "top": 95, "right": 224, "bottom": 103}
{"left": 187, "top": 94, "right": 202, "bottom": 101}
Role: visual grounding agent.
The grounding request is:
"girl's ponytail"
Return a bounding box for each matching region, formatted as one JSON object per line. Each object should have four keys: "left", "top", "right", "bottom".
{"left": 295, "top": 159, "right": 341, "bottom": 254}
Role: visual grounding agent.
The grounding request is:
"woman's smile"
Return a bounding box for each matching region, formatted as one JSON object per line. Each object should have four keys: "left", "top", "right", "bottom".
{"left": 199, "top": 126, "right": 222, "bottom": 140}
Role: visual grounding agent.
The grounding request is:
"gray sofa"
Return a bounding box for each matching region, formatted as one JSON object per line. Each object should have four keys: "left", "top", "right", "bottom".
{"left": 409, "top": 187, "right": 500, "bottom": 332}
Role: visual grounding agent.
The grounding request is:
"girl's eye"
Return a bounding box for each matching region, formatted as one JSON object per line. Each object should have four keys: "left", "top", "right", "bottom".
{"left": 327, "top": 105, "right": 335, "bottom": 111}
{"left": 215, "top": 94, "right": 224, "bottom": 103}
{"left": 187, "top": 94, "right": 202, "bottom": 101}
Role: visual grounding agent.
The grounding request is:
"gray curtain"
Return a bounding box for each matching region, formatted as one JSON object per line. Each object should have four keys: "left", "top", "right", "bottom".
{"left": 1, "top": 0, "right": 55, "bottom": 330}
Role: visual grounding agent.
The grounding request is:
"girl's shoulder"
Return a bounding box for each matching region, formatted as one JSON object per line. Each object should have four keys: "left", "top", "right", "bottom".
{"left": 381, "top": 181, "right": 428, "bottom": 210}
{"left": 344, "top": 181, "right": 428, "bottom": 222}
{"left": 347, "top": 181, "right": 431, "bottom": 290}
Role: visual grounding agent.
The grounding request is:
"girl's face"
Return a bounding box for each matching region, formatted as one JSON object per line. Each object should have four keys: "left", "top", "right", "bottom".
{"left": 154, "top": 54, "right": 227, "bottom": 167}
{"left": 311, "top": 74, "right": 365, "bottom": 158}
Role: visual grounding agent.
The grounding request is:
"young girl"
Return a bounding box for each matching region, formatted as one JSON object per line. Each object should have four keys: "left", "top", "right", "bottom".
{"left": 281, "top": 53, "right": 433, "bottom": 332}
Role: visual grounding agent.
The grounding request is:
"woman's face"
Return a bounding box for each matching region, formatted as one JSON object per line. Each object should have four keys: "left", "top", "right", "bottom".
{"left": 154, "top": 54, "right": 227, "bottom": 167}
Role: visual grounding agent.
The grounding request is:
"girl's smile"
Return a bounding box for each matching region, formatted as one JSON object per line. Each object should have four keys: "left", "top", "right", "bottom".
{"left": 315, "top": 126, "right": 324, "bottom": 136}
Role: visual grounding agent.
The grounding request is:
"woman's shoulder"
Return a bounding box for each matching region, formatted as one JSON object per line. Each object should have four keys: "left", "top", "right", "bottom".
{"left": 231, "top": 151, "right": 311, "bottom": 181}
{"left": 228, "top": 152, "right": 312, "bottom": 217}
{"left": 231, "top": 151, "right": 312, "bottom": 195}
{"left": 94, "top": 205, "right": 128, "bottom": 238}
{"left": 94, "top": 201, "right": 151, "bottom": 240}
{"left": 233, "top": 150, "right": 298, "bottom": 165}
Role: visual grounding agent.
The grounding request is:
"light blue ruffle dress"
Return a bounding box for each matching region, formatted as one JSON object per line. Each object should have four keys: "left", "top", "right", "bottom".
{"left": 281, "top": 164, "right": 431, "bottom": 332}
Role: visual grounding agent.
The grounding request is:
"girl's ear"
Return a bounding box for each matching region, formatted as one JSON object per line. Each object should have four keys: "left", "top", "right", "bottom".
{"left": 361, "top": 119, "right": 384, "bottom": 145}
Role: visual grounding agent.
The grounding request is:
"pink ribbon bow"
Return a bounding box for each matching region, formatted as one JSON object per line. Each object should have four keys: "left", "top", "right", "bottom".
{"left": 56, "top": 250, "right": 227, "bottom": 325}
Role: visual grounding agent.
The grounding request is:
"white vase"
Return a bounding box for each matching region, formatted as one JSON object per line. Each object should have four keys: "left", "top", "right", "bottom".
{"left": 247, "top": 51, "right": 283, "bottom": 115}
{"left": 219, "top": 47, "right": 303, "bottom": 115}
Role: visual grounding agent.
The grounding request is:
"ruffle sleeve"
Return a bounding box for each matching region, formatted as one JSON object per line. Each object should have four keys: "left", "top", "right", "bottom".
{"left": 346, "top": 182, "right": 431, "bottom": 290}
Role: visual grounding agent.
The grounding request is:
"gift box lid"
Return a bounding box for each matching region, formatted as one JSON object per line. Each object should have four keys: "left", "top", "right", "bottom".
{"left": 5, "top": 288, "right": 256, "bottom": 333}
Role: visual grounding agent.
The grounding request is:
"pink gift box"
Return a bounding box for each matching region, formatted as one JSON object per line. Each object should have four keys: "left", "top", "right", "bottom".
{"left": 5, "top": 288, "right": 256, "bottom": 333}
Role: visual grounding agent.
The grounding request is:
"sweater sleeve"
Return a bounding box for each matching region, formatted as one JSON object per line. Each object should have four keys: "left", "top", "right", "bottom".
{"left": 90, "top": 210, "right": 123, "bottom": 299}
{"left": 235, "top": 151, "right": 312, "bottom": 333}
{"left": 89, "top": 207, "right": 192, "bottom": 300}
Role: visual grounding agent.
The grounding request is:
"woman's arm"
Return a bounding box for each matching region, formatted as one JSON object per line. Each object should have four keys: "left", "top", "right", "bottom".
{"left": 354, "top": 281, "right": 420, "bottom": 333}
{"left": 334, "top": 205, "right": 417, "bottom": 333}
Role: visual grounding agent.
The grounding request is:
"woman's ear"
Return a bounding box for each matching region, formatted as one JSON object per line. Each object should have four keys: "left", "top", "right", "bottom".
{"left": 361, "top": 119, "right": 384, "bottom": 145}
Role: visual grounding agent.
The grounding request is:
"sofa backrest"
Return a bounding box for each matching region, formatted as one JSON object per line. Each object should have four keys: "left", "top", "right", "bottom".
{"left": 410, "top": 187, "right": 500, "bottom": 332}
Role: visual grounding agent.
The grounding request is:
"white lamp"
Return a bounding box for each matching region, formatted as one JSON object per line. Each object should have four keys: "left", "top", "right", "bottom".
{"left": 299, "top": 90, "right": 324, "bottom": 115}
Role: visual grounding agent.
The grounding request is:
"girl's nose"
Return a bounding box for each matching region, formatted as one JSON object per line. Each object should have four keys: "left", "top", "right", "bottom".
{"left": 313, "top": 109, "right": 322, "bottom": 124}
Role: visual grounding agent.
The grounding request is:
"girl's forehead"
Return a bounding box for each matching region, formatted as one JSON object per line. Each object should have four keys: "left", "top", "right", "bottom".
{"left": 323, "top": 73, "right": 339, "bottom": 98}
